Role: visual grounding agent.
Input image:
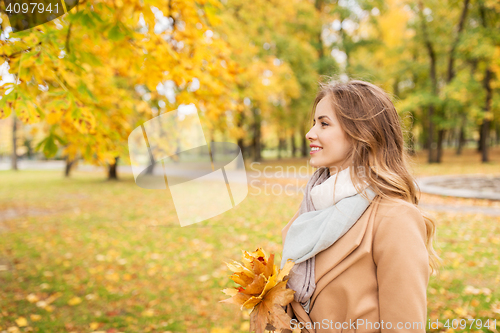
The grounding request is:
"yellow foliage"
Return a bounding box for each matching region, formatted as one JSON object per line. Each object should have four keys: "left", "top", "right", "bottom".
{"left": 46, "top": 109, "right": 64, "bottom": 125}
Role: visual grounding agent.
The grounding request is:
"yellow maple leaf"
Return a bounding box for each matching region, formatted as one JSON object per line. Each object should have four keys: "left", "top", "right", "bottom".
{"left": 30, "top": 314, "right": 42, "bottom": 322}
{"left": 26, "top": 294, "right": 39, "bottom": 303}
{"left": 454, "top": 307, "right": 468, "bottom": 316}
{"left": 68, "top": 296, "right": 82, "bottom": 306}
{"left": 89, "top": 322, "right": 100, "bottom": 330}
{"left": 15, "top": 317, "right": 28, "bottom": 327}
{"left": 210, "top": 328, "right": 232, "bottom": 333}
{"left": 141, "top": 309, "right": 155, "bottom": 317}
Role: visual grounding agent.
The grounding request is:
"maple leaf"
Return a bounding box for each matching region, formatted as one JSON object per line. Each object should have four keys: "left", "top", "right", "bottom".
{"left": 277, "top": 260, "right": 294, "bottom": 282}
{"left": 230, "top": 271, "right": 254, "bottom": 286}
{"left": 249, "top": 280, "right": 295, "bottom": 333}
{"left": 240, "top": 274, "right": 267, "bottom": 296}
{"left": 242, "top": 249, "right": 275, "bottom": 278}
{"left": 220, "top": 290, "right": 252, "bottom": 309}
{"left": 15, "top": 316, "right": 28, "bottom": 327}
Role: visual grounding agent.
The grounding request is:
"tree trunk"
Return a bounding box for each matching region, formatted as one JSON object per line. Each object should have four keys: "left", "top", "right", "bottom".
{"left": 407, "top": 111, "right": 416, "bottom": 155}
{"left": 456, "top": 126, "right": 465, "bottom": 155}
{"left": 11, "top": 114, "right": 18, "bottom": 170}
{"left": 251, "top": 107, "right": 262, "bottom": 162}
{"left": 480, "top": 120, "right": 489, "bottom": 162}
{"left": 437, "top": 129, "right": 445, "bottom": 163}
{"left": 477, "top": 123, "right": 483, "bottom": 152}
{"left": 65, "top": 157, "right": 76, "bottom": 177}
{"left": 282, "top": 131, "right": 288, "bottom": 157}
{"left": 444, "top": 0, "right": 469, "bottom": 159}
{"left": 481, "top": 69, "right": 493, "bottom": 162}
{"left": 496, "top": 124, "right": 500, "bottom": 146}
{"left": 457, "top": 129, "right": 463, "bottom": 149}
{"left": 427, "top": 106, "right": 436, "bottom": 163}
{"left": 290, "top": 131, "right": 297, "bottom": 158}
{"left": 418, "top": 0, "right": 438, "bottom": 163}
{"left": 236, "top": 111, "right": 246, "bottom": 162}
{"left": 108, "top": 156, "right": 119, "bottom": 180}
{"left": 237, "top": 138, "right": 245, "bottom": 157}
{"left": 277, "top": 137, "right": 283, "bottom": 160}
{"left": 208, "top": 132, "right": 216, "bottom": 159}
{"left": 301, "top": 126, "right": 308, "bottom": 157}
{"left": 479, "top": 3, "right": 492, "bottom": 163}
{"left": 236, "top": 138, "right": 246, "bottom": 168}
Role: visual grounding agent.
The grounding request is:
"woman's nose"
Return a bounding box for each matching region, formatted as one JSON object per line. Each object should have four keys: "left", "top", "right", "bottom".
{"left": 306, "top": 127, "right": 316, "bottom": 141}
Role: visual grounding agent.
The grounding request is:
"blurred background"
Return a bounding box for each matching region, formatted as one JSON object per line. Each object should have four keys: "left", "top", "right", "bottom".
{"left": 0, "top": 0, "right": 499, "bottom": 332}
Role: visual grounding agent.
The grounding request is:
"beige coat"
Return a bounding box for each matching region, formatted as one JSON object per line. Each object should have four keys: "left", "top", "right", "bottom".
{"left": 281, "top": 195, "right": 430, "bottom": 333}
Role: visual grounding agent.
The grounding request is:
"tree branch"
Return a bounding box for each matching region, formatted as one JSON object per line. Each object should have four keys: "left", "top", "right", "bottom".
{"left": 65, "top": 21, "right": 73, "bottom": 54}
{"left": 0, "top": 41, "right": 42, "bottom": 59}
{"left": 418, "top": 1, "right": 437, "bottom": 94}
{"left": 447, "top": 0, "right": 469, "bottom": 82}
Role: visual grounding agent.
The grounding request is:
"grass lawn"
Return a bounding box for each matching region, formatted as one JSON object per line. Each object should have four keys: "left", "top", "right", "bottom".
{"left": 0, "top": 147, "right": 499, "bottom": 332}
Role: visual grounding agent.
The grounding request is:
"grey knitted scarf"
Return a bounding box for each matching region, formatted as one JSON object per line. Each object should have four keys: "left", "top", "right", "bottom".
{"left": 281, "top": 167, "right": 376, "bottom": 313}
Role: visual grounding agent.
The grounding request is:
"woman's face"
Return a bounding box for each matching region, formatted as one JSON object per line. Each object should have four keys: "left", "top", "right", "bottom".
{"left": 306, "top": 96, "right": 352, "bottom": 174}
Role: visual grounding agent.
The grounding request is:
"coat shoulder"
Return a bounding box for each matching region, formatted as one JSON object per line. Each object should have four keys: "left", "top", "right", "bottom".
{"left": 374, "top": 196, "right": 421, "bottom": 218}
{"left": 372, "top": 196, "right": 426, "bottom": 235}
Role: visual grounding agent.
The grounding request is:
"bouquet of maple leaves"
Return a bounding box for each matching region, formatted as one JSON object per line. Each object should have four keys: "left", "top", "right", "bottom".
{"left": 220, "top": 248, "right": 296, "bottom": 333}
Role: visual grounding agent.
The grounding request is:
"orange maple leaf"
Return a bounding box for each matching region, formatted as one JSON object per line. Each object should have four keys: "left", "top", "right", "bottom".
{"left": 250, "top": 280, "right": 295, "bottom": 333}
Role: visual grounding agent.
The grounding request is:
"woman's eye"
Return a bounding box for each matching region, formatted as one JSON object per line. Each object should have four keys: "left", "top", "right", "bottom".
{"left": 321, "top": 122, "right": 328, "bottom": 126}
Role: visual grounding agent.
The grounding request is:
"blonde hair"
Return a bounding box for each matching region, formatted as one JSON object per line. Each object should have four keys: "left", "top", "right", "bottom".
{"left": 311, "top": 78, "right": 440, "bottom": 274}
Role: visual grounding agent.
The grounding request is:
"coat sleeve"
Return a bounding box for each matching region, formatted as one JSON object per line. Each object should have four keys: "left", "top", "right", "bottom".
{"left": 372, "top": 204, "right": 430, "bottom": 333}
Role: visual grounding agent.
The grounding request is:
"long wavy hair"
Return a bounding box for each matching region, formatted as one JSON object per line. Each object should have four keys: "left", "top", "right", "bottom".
{"left": 310, "top": 78, "right": 440, "bottom": 274}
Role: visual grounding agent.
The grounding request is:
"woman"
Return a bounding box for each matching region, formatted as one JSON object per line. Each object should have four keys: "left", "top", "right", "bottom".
{"left": 280, "top": 79, "right": 439, "bottom": 333}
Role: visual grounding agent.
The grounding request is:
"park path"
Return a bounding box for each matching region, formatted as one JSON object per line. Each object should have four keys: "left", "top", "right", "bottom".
{"left": 1, "top": 159, "right": 500, "bottom": 216}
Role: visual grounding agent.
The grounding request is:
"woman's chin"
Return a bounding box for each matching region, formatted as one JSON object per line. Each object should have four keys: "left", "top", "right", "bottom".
{"left": 309, "top": 158, "right": 326, "bottom": 169}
